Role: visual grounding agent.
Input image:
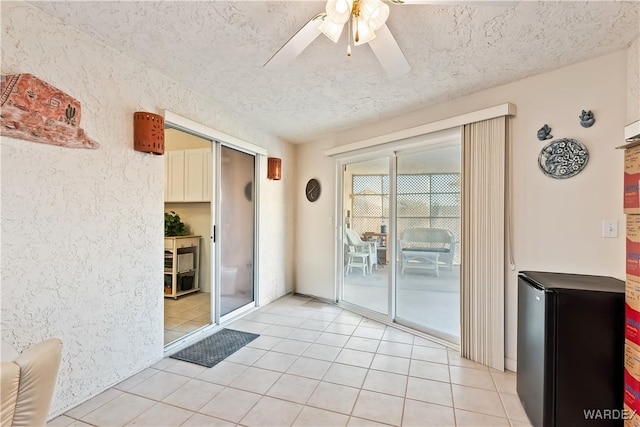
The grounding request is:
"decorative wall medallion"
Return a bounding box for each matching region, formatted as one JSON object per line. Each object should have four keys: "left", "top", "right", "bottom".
{"left": 0, "top": 73, "right": 99, "bottom": 149}
{"left": 537, "top": 124, "right": 553, "bottom": 141}
{"left": 538, "top": 138, "right": 589, "bottom": 179}
{"left": 579, "top": 110, "right": 596, "bottom": 128}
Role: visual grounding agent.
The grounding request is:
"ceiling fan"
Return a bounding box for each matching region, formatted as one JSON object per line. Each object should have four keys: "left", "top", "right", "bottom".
{"left": 264, "top": 0, "right": 411, "bottom": 78}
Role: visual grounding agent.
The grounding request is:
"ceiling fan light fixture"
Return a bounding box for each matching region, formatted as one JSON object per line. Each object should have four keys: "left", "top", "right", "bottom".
{"left": 352, "top": 17, "right": 376, "bottom": 46}
{"left": 326, "top": 0, "right": 353, "bottom": 24}
{"left": 264, "top": 0, "right": 410, "bottom": 76}
{"left": 360, "top": 0, "right": 389, "bottom": 31}
{"left": 319, "top": 17, "right": 345, "bottom": 43}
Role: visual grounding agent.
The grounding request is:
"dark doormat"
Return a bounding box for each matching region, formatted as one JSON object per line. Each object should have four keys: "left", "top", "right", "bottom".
{"left": 170, "top": 328, "right": 259, "bottom": 368}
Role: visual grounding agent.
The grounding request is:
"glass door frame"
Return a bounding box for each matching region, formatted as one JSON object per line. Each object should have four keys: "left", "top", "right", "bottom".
{"left": 337, "top": 153, "right": 397, "bottom": 320}
{"left": 335, "top": 129, "right": 462, "bottom": 345}
{"left": 162, "top": 122, "right": 218, "bottom": 352}
{"left": 216, "top": 142, "right": 260, "bottom": 325}
{"left": 392, "top": 144, "right": 461, "bottom": 345}
{"left": 336, "top": 150, "right": 396, "bottom": 325}
{"left": 163, "top": 111, "right": 264, "bottom": 353}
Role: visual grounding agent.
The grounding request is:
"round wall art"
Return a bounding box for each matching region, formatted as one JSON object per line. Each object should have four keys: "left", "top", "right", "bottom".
{"left": 538, "top": 138, "right": 589, "bottom": 179}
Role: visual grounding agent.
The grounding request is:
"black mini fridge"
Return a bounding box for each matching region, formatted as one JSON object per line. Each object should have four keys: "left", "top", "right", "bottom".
{"left": 517, "top": 271, "right": 625, "bottom": 427}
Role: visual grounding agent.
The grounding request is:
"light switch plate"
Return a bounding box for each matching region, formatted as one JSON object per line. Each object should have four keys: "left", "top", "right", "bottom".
{"left": 602, "top": 220, "right": 618, "bottom": 238}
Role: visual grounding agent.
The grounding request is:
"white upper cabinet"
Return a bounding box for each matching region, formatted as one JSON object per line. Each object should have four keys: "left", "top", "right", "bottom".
{"left": 165, "top": 151, "right": 185, "bottom": 202}
{"left": 164, "top": 148, "right": 212, "bottom": 202}
{"left": 184, "top": 149, "right": 205, "bottom": 202}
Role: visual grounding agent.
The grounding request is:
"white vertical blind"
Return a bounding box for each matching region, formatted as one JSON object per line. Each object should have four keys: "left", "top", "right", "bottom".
{"left": 461, "top": 116, "right": 506, "bottom": 371}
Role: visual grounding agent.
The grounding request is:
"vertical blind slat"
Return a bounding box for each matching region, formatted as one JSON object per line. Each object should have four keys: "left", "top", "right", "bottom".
{"left": 460, "top": 117, "right": 506, "bottom": 371}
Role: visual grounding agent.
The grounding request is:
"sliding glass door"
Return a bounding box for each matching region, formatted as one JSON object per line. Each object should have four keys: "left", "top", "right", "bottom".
{"left": 342, "top": 158, "right": 389, "bottom": 315}
{"left": 394, "top": 146, "right": 461, "bottom": 342}
{"left": 339, "top": 136, "right": 461, "bottom": 343}
{"left": 218, "top": 146, "right": 255, "bottom": 318}
{"left": 163, "top": 128, "right": 214, "bottom": 346}
{"left": 162, "top": 113, "right": 261, "bottom": 351}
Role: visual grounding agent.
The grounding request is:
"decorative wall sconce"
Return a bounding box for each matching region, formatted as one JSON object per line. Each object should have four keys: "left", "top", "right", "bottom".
{"left": 267, "top": 157, "right": 282, "bottom": 180}
{"left": 133, "top": 111, "right": 164, "bottom": 155}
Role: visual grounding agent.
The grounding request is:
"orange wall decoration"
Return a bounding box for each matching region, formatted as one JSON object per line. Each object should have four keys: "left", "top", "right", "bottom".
{"left": 1, "top": 73, "right": 99, "bottom": 149}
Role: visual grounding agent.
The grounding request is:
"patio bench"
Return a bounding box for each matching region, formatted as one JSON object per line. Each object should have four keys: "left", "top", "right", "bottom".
{"left": 399, "top": 228, "right": 456, "bottom": 276}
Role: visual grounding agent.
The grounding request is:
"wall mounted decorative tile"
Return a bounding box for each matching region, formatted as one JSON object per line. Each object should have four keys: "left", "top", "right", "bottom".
{"left": 1, "top": 73, "right": 98, "bottom": 149}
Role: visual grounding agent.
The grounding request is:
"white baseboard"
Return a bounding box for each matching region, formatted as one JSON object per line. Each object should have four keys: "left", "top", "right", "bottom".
{"left": 505, "top": 357, "right": 517, "bottom": 372}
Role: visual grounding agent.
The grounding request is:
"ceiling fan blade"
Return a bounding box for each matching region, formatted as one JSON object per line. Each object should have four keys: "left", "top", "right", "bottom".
{"left": 368, "top": 24, "right": 410, "bottom": 78}
{"left": 264, "top": 13, "right": 324, "bottom": 69}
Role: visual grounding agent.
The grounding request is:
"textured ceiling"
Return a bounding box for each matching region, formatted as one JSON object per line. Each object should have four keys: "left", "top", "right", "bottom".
{"left": 28, "top": 1, "right": 640, "bottom": 144}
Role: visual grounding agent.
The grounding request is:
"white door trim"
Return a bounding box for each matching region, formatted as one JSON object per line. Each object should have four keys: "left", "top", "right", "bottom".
{"left": 164, "top": 111, "right": 267, "bottom": 156}
{"left": 325, "top": 102, "right": 515, "bottom": 157}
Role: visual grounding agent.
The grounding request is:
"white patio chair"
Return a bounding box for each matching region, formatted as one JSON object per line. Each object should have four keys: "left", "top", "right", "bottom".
{"left": 345, "top": 228, "right": 378, "bottom": 275}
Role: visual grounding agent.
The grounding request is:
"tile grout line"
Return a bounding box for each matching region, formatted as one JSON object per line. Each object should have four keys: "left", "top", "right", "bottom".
{"left": 447, "top": 345, "right": 459, "bottom": 427}
{"left": 398, "top": 341, "right": 415, "bottom": 427}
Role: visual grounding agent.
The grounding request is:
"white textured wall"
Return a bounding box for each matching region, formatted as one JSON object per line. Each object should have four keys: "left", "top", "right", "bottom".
{"left": 629, "top": 37, "right": 640, "bottom": 124}
{"left": 259, "top": 144, "right": 297, "bottom": 305}
{"left": 1, "top": 2, "right": 294, "bottom": 416}
{"left": 296, "top": 49, "right": 628, "bottom": 369}
{"left": 296, "top": 140, "right": 338, "bottom": 299}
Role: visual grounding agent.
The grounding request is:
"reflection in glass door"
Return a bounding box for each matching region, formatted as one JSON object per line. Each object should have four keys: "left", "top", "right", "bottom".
{"left": 219, "top": 146, "right": 255, "bottom": 317}
{"left": 163, "top": 128, "right": 214, "bottom": 346}
{"left": 342, "top": 158, "right": 389, "bottom": 315}
{"left": 395, "top": 146, "right": 461, "bottom": 341}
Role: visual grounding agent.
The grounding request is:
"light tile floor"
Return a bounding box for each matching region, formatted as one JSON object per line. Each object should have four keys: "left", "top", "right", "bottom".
{"left": 51, "top": 294, "right": 530, "bottom": 427}
{"left": 164, "top": 292, "right": 212, "bottom": 345}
